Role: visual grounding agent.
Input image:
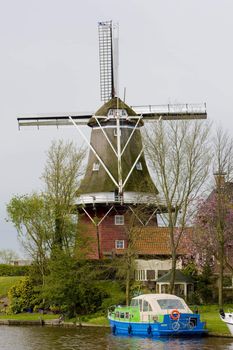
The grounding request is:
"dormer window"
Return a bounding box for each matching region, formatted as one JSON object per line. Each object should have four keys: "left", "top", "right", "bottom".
{"left": 107, "top": 109, "right": 128, "bottom": 118}
{"left": 136, "top": 162, "right": 142, "bottom": 170}
{"left": 92, "top": 162, "right": 100, "bottom": 171}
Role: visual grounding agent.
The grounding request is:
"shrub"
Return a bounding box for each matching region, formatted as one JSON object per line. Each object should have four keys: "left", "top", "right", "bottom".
{"left": 8, "top": 277, "right": 42, "bottom": 313}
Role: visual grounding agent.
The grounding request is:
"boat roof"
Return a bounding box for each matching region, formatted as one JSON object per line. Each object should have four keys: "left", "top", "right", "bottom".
{"left": 132, "top": 293, "right": 184, "bottom": 302}
{"left": 131, "top": 294, "right": 192, "bottom": 314}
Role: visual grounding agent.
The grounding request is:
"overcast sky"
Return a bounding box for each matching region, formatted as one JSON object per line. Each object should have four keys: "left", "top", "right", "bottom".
{"left": 1, "top": 0, "right": 233, "bottom": 256}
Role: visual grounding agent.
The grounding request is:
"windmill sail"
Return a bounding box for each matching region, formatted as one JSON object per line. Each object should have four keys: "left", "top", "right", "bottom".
{"left": 98, "top": 21, "right": 119, "bottom": 102}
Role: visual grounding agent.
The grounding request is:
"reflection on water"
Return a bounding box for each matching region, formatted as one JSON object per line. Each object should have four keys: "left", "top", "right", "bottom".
{"left": 0, "top": 326, "right": 232, "bottom": 350}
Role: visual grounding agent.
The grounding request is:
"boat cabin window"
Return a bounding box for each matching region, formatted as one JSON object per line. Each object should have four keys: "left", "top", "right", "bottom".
{"left": 130, "top": 299, "right": 139, "bottom": 307}
{"left": 139, "top": 299, "right": 143, "bottom": 311}
{"left": 143, "top": 300, "right": 152, "bottom": 312}
{"left": 157, "top": 299, "right": 185, "bottom": 310}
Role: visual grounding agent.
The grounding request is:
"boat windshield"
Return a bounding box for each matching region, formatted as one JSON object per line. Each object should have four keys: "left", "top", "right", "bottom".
{"left": 157, "top": 299, "right": 185, "bottom": 310}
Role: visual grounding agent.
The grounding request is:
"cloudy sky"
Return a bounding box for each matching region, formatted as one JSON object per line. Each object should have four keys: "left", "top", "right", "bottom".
{"left": 1, "top": 0, "right": 233, "bottom": 256}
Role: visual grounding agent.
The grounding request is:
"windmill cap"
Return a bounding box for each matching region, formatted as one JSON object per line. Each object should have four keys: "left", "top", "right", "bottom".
{"left": 88, "top": 97, "right": 144, "bottom": 127}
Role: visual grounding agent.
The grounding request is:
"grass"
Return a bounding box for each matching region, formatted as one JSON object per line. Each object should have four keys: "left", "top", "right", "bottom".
{"left": 198, "top": 304, "right": 232, "bottom": 334}
{"left": 0, "top": 313, "right": 58, "bottom": 320}
{"left": 0, "top": 276, "right": 25, "bottom": 297}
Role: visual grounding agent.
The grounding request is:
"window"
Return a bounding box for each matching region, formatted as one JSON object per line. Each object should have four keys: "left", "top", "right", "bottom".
{"left": 146, "top": 270, "right": 156, "bottom": 281}
{"left": 115, "top": 215, "right": 124, "bottom": 225}
{"left": 92, "top": 162, "right": 100, "bottom": 171}
{"left": 143, "top": 300, "right": 152, "bottom": 312}
{"left": 114, "top": 129, "right": 121, "bottom": 137}
{"left": 157, "top": 299, "right": 185, "bottom": 310}
{"left": 135, "top": 270, "right": 146, "bottom": 281}
{"left": 115, "top": 240, "right": 124, "bottom": 249}
{"left": 107, "top": 109, "right": 128, "bottom": 118}
{"left": 139, "top": 299, "right": 143, "bottom": 312}
{"left": 130, "top": 299, "right": 139, "bottom": 307}
{"left": 136, "top": 162, "right": 142, "bottom": 170}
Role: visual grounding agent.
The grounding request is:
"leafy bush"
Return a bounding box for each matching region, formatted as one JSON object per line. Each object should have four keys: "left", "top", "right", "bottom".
{"left": 8, "top": 277, "right": 42, "bottom": 313}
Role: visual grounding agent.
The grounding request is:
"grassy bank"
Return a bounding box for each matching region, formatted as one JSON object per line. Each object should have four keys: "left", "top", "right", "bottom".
{"left": 0, "top": 276, "right": 24, "bottom": 297}
{"left": 0, "top": 312, "right": 58, "bottom": 321}
{"left": 198, "top": 304, "right": 231, "bottom": 334}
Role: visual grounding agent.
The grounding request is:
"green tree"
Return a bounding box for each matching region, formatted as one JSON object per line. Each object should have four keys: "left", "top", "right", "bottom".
{"left": 43, "top": 250, "right": 106, "bottom": 317}
{"left": 7, "top": 140, "right": 86, "bottom": 282}
{"left": 7, "top": 193, "right": 53, "bottom": 285}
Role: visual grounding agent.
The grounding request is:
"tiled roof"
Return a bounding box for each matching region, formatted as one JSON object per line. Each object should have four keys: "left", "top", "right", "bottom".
{"left": 135, "top": 227, "right": 187, "bottom": 255}
{"left": 114, "top": 227, "right": 189, "bottom": 256}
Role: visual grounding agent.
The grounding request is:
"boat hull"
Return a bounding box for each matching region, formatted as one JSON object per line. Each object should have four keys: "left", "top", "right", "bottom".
{"left": 220, "top": 313, "right": 233, "bottom": 335}
{"left": 109, "top": 314, "right": 207, "bottom": 337}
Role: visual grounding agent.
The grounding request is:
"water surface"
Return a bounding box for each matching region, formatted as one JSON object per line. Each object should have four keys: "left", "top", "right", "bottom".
{"left": 0, "top": 326, "right": 232, "bottom": 350}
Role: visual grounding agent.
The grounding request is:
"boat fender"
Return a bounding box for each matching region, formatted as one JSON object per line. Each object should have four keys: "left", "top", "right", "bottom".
{"left": 170, "top": 309, "right": 180, "bottom": 320}
{"left": 147, "top": 325, "right": 152, "bottom": 336}
{"left": 112, "top": 324, "right": 116, "bottom": 334}
{"left": 128, "top": 324, "right": 132, "bottom": 335}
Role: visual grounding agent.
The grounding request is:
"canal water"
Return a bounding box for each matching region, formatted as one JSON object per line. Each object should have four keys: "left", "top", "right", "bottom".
{"left": 0, "top": 326, "right": 232, "bottom": 350}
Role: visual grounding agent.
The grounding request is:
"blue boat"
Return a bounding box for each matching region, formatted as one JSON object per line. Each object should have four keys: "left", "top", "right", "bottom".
{"left": 108, "top": 293, "right": 207, "bottom": 337}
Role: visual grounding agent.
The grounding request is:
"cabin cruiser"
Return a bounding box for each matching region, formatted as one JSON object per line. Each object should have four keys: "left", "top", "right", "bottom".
{"left": 108, "top": 293, "right": 207, "bottom": 337}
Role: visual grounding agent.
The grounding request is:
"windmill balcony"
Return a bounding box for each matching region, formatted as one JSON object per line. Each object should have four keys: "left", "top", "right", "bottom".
{"left": 76, "top": 191, "right": 167, "bottom": 207}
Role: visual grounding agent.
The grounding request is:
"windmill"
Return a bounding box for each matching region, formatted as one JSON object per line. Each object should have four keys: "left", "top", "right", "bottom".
{"left": 18, "top": 21, "right": 207, "bottom": 259}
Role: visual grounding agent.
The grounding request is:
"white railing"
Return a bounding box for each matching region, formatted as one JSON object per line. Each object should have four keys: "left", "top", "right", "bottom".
{"left": 75, "top": 191, "right": 168, "bottom": 206}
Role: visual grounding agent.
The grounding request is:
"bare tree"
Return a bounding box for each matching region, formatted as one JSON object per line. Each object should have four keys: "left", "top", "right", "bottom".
{"left": 195, "top": 127, "right": 233, "bottom": 307}
{"left": 143, "top": 120, "right": 211, "bottom": 293}
{"left": 41, "top": 140, "right": 86, "bottom": 251}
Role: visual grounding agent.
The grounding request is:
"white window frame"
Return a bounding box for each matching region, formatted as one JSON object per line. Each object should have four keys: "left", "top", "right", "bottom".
{"left": 115, "top": 240, "right": 125, "bottom": 249}
{"left": 114, "top": 129, "right": 121, "bottom": 137}
{"left": 92, "top": 162, "right": 100, "bottom": 171}
{"left": 115, "top": 215, "right": 124, "bottom": 225}
{"left": 136, "top": 162, "right": 142, "bottom": 170}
